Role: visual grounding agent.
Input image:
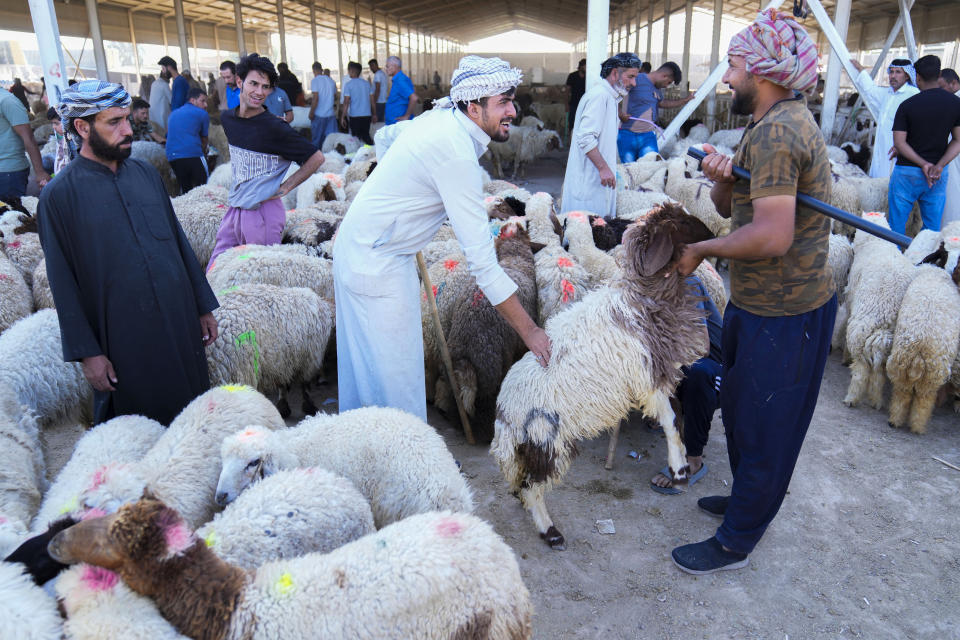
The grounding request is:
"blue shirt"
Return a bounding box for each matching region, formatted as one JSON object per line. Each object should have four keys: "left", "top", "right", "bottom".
{"left": 341, "top": 77, "right": 372, "bottom": 117}
{"left": 264, "top": 87, "right": 292, "bottom": 118}
{"left": 225, "top": 84, "right": 241, "bottom": 110}
{"left": 385, "top": 71, "right": 414, "bottom": 124}
{"left": 621, "top": 73, "right": 662, "bottom": 132}
{"left": 165, "top": 103, "right": 210, "bottom": 161}
{"left": 170, "top": 75, "right": 190, "bottom": 111}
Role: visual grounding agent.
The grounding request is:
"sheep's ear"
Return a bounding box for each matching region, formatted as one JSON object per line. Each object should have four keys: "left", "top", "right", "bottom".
{"left": 530, "top": 241, "right": 547, "bottom": 254}
{"left": 261, "top": 456, "right": 281, "bottom": 478}
{"left": 550, "top": 211, "right": 564, "bottom": 242}
{"left": 141, "top": 487, "right": 158, "bottom": 501}
{"left": 920, "top": 242, "right": 947, "bottom": 268}
{"left": 639, "top": 230, "right": 674, "bottom": 276}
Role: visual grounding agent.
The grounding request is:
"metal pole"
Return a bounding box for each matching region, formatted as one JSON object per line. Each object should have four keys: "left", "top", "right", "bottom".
{"left": 214, "top": 25, "right": 221, "bottom": 60}
{"left": 635, "top": 0, "right": 641, "bottom": 52}
{"left": 681, "top": 0, "right": 693, "bottom": 90}
{"left": 190, "top": 20, "right": 199, "bottom": 76}
{"left": 645, "top": 0, "right": 653, "bottom": 64}
{"left": 706, "top": 0, "right": 722, "bottom": 130}
{"left": 586, "top": 0, "right": 610, "bottom": 91}
{"left": 128, "top": 10, "right": 142, "bottom": 90}
{"left": 173, "top": 0, "right": 191, "bottom": 74}
{"left": 27, "top": 0, "right": 69, "bottom": 107}
{"left": 898, "top": 0, "right": 918, "bottom": 61}
{"left": 276, "top": 0, "right": 287, "bottom": 64}
{"left": 84, "top": 0, "right": 108, "bottom": 77}
{"left": 370, "top": 4, "right": 377, "bottom": 62}
{"left": 820, "top": 0, "right": 851, "bottom": 143}
{"left": 355, "top": 1, "right": 362, "bottom": 63}
{"left": 310, "top": 2, "right": 318, "bottom": 63}
{"left": 335, "top": 0, "right": 345, "bottom": 85}
{"left": 662, "top": 0, "right": 671, "bottom": 65}
{"left": 385, "top": 21, "right": 390, "bottom": 58}
{"left": 233, "top": 0, "right": 246, "bottom": 57}
{"left": 161, "top": 15, "right": 169, "bottom": 55}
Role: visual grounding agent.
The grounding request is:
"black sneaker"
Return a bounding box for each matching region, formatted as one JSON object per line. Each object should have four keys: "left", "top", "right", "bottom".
{"left": 672, "top": 536, "right": 749, "bottom": 575}
{"left": 697, "top": 495, "right": 729, "bottom": 519}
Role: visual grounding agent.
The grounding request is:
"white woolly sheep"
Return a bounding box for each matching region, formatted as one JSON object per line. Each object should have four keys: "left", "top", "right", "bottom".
{"left": 131, "top": 141, "right": 177, "bottom": 195}
{"left": 665, "top": 156, "right": 730, "bottom": 236}
{"left": 217, "top": 406, "right": 474, "bottom": 528}
{"left": 2, "top": 231, "right": 43, "bottom": 286}
{"left": 885, "top": 265, "right": 960, "bottom": 434}
{"left": 707, "top": 127, "right": 746, "bottom": 151}
{"left": 828, "top": 234, "right": 855, "bottom": 351}
{"left": 206, "top": 245, "right": 334, "bottom": 301}
{"left": 0, "top": 384, "right": 44, "bottom": 532}
{"left": 207, "top": 124, "right": 230, "bottom": 163}
{"left": 322, "top": 133, "right": 362, "bottom": 155}
{"left": 903, "top": 229, "right": 943, "bottom": 265}
{"left": 562, "top": 211, "right": 619, "bottom": 286}
{"left": 206, "top": 284, "right": 334, "bottom": 417}
{"left": 170, "top": 184, "right": 230, "bottom": 266}
{"left": 491, "top": 204, "right": 713, "bottom": 549}
{"left": 616, "top": 187, "right": 675, "bottom": 220}
{"left": 207, "top": 162, "right": 233, "bottom": 189}
{"left": 530, "top": 101, "right": 566, "bottom": 133}
{"left": 295, "top": 172, "right": 346, "bottom": 209}
{"left": 32, "top": 415, "right": 165, "bottom": 532}
{"left": 319, "top": 150, "right": 347, "bottom": 175}
{"left": 421, "top": 238, "right": 464, "bottom": 267}
{"left": 0, "top": 561, "right": 62, "bottom": 640}
{"left": 0, "top": 248, "right": 32, "bottom": 333}
{"left": 198, "top": 467, "right": 374, "bottom": 569}
{"left": 30, "top": 258, "right": 53, "bottom": 311}
{"left": 49, "top": 498, "right": 532, "bottom": 640}
{"left": 0, "top": 309, "right": 92, "bottom": 425}
{"left": 618, "top": 155, "right": 668, "bottom": 190}
{"left": 344, "top": 155, "right": 377, "bottom": 184}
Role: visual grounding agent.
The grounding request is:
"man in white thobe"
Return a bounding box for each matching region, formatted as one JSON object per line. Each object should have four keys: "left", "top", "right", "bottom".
{"left": 940, "top": 68, "right": 960, "bottom": 226}
{"left": 561, "top": 53, "right": 641, "bottom": 216}
{"left": 850, "top": 58, "right": 919, "bottom": 179}
{"left": 149, "top": 74, "right": 172, "bottom": 134}
{"left": 333, "top": 56, "right": 551, "bottom": 421}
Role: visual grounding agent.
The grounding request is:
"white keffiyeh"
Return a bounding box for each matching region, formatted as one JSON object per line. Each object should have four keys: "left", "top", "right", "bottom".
{"left": 432, "top": 56, "right": 523, "bottom": 110}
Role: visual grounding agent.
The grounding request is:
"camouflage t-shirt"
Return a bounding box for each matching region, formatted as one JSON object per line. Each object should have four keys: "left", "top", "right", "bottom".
{"left": 129, "top": 117, "right": 155, "bottom": 142}
{"left": 729, "top": 96, "right": 834, "bottom": 317}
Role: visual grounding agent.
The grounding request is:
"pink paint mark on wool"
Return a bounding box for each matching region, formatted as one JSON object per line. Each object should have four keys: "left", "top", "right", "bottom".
{"left": 591, "top": 217, "right": 607, "bottom": 227}
{"left": 159, "top": 515, "right": 193, "bottom": 556}
{"left": 567, "top": 211, "right": 586, "bottom": 222}
{"left": 471, "top": 289, "right": 485, "bottom": 307}
{"left": 80, "top": 508, "right": 107, "bottom": 521}
{"left": 556, "top": 257, "right": 573, "bottom": 268}
{"left": 8, "top": 241, "right": 20, "bottom": 248}
{"left": 949, "top": 236, "right": 960, "bottom": 243}
{"left": 206, "top": 399, "right": 217, "bottom": 413}
{"left": 81, "top": 565, "right": 119, "bottom": 592}
{"left": 217, "top": 204, "right": 227, "bottom": 209}
{"left": 484, "top": 196, "right": 496, "bottom": 204}
{"left": 444, "top": 259, "right": 460, "bottom": 271}
{"left": 88, "top": 466, "right": 111, "bottom": 492}
{"left": 0, "top": 274, "right": 7, "bottom": 281}
{"left": 561, "top": 279, "right": 575, "bottom": 303}
{"left": 435, "top": 518, "right": 463, "bottom": 538}
{"left": 238, "top": 428, "right": 263, "bottom": 441}
{"left": 0, "top": 515, "right": 7, "bottom": 524}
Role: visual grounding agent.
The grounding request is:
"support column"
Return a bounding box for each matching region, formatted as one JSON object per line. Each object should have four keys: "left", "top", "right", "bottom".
{"left": 586, "top": 0, "right": 610, "bottom": 91}
{"left": 310, "top": 2, "right": 318, "bottom": 62}
{"left": 355, "top": 1, "right": 362, "bottom": 63}
{"left": 396, "top": 18, "right": 402, "bottom": 63}
{"left": 370, "top": 4, "right": 377, "bottom": 62}
{"left": 682, "top": 0, "right": 692, "bottom": 90}
{"left": 128, "top": 10, "right": 142, "bottom": 87}
{"left": 335, "top": 0, "right": 345, "bottom": 84}
{"left": 707, "top": 0, "right": 723, "bottom": 130}
{"left": 898, "top": 0, "right": 917, "bottom": 61}
{"left": 213, "top": 25, "right": 221, "bottom": 60}
{"left": 385, "top": 21, "right": 390, "bottom": 58}
{"left": 161, "top": 15, "right": 169, "bottom": 55}
{"left": 815, "top": 0, "right": 853, "bottom": 142}
{"left": 173, "top": 0, "right": 191, "bottom": 73}
{"left": 84, "top": 0, "right": 109, "bottom": 77}
{"left": 27, "top": 0, "right": 69, "bottom": 105}
{"left": 635, "top": 0, "right": 641, "bottom": 52}
{"left": 190, "top": 21, "right": 199, "bottom": 74}
{"left": 233, "top": 0, "right": 246, "bottom": 57}
{"left": 276, "top": 0, "right": 287, "bottom": 64}
{"left": 645, "top": 0, "right": 653, "bottom": 64}
{"left": 662, "top": 0, "right": 671, "bottom": 64}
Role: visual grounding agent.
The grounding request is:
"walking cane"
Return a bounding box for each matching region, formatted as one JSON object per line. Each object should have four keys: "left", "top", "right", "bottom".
{"left": 687, "top": 148, "right": 912, "bottom": 248}
{"left": 415, "top": 252, "right": 477, "bottom": 445}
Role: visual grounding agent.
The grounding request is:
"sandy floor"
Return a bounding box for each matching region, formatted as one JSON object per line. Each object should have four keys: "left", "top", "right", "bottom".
{"left": 38, "top": 151, "right": 960, "bottom": 639}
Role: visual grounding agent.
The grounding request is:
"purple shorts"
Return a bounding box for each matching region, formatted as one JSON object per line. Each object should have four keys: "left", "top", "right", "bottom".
{"left": 207, "top": 198, "right": 286, "bottom": 270}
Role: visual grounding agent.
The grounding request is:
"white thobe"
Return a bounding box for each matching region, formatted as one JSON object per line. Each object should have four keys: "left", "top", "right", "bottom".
{"left": 943, "top": 88, "right": 960, "bottom": 227}
{"left": 333, "top": 108, "right": 518, "bottom": 420}
{"left": 853, "top": 69, "right": 919, "bottom": 178}
{"left": 149, "top": 80, "right": 172, "bottom": 133}
{"left": 561, "top": 80, "right": 621, "bottom": 216}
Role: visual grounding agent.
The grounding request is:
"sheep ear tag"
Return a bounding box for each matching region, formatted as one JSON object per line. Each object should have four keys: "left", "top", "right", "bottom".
{"left": 639, "top": 230, "right": 673, "bottom": 276}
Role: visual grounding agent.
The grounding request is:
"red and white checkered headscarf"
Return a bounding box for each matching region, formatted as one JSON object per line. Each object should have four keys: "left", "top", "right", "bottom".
{"left": 727, "top": 9, "right": 819, "bottom": 92}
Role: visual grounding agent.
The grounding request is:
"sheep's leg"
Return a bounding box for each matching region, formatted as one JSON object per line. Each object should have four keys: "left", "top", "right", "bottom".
{"left": 301, "top": 382, "right": 318, "bottom": 416}
{"left": 843, "top": 359, "right": 869, "bottom": 407}
{"left": 887, "top": 383, "right": 911, "bottom": 429}
{"left": 648, "top": 392, "right": 689, "bottom": 482}
{"left": 908, "top": 389, "right": 937, "bottom": 435}
{"left": 492, "top": 155, "right": 504, "bottom": 179}
{"left": 519, "top": 482, "right": 564, "bottom": 550}
{"left": 605, "top": 420, "right": 621, "bottom": 470}
{"left": 866, "top": 365, "right": 887, "bottom": 410}
{"left": 276, "top": 387, "right": 291, "bottom": 419}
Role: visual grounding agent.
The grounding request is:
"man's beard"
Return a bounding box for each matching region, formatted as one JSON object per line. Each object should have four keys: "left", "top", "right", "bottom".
{"left": 614, "top": 80, "right": 630, "bottom": 97}
{"left": 730, "top": 81, "right": 757, "bottom": 116}
{"left": 160, "top": 69, "right": 171, "bottom": 80}
{"left": 88, "top": 125, "right": 132, "bottom": 162}
{"left": 485, "top": 110, "right": 512, "bottom": 143}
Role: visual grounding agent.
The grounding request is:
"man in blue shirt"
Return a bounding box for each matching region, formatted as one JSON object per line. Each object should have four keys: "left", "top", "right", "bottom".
{"left": 308, "top": 61, "right": 338, "bottom": 148}
{"left": 264, "top": 86, "right": 293, "bottom": 123}
{"left": 340, "top": 62, "right": 376, "bottom": 144}
{"left": 384, "top": 56, "right": 418, "bottom": 125}
{"left": 219, "top": 60, "right": 241, "bottom": 112}
{"left": 160, "top": 56, "right": 190, "bottom": 112}
{"left": 617, "top": 61, "right": 692, "bottom": 162}
{"left": 166, "top": 87, "right": 210, "bottom": 194}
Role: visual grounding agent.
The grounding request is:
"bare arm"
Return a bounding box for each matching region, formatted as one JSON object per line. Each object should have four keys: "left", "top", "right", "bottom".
{"left": 150, "top": 130, "right": 166, "bottom": 144}
{"left": 283, "top": 110, "right": 293, "bottom": 123}
{"left": 701, "top": 144, "right": 737, "bottom": 217}
{"left": 272, "top": 150, "right": 325, "bottom": 200}
{"left": 618, "top": 100, "right": 630, "bottom": 123}
{"left": 399, "top": 93, "right": 419, "bottom": 120}
{"left": 200, "top": 136, "right": 208, "bottom": 156}
{"left": 494, "top": 293, "right": 552, "bottom": 366}
{"left": 934, "top": 125, "right": 960, "bottom": 172}
{"left": 13, "top": 123, "right": 50, "bottom": 187}
{"left": 660, "top": 95, "right": 693, "bottom": 108}
{"left": 341, "top": 96, "right": 351, "bottom": 127}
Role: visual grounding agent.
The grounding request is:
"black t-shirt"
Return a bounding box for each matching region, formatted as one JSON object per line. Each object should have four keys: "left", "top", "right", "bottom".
{"left": 566, "top": 71, "right": 586, "bottom": 107}
{"left": 892, "top": 87, "right": 960, "bottom": 166}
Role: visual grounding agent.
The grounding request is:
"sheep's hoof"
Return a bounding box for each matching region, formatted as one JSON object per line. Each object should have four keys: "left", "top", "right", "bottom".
{"left": 302, "top": 399, "right": 318, "bottom": 416}
{"left": 670, "top": 465, "right": 691, "bottom": 484}
{"left": 540, "top": 526, "right": 565, "bottom": 550}
{"left": 277, "top": 399, "right": 291, "bottom": 419}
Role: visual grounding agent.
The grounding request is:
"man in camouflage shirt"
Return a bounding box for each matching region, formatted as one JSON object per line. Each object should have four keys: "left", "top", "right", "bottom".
{"left": 673, "top": 9, "right": 837, "bottom": 574}
{"left": 128, "top": 98, "right": 165, "bottom": 144}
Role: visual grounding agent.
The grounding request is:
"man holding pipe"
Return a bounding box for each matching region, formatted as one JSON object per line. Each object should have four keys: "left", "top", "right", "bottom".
{"left": 672, "top": 9, "right": 837, "bottom": 574}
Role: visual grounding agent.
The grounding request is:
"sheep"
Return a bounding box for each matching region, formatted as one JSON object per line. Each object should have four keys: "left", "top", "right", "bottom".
{"left": 562, "top": 211, "right": 619, "bottom": 286}
{"left": 206, "top": 245, "right": 334, "bottom": 302}
{"left": 616, "top": 188, "right": 676, "bottom": 220}
{"left": 885, "top": 265, "right": 960, "bottom": 434}
{"left": 2, "top": 230, "right": 43, "bottom": 286}
{"left": 207, "top": 162, "right": 233, "bottom": 189}
{"left": 29, "top": 258, "right": 53, "bottom": 310}
{"left": 0, "top": 384, "right": 44, "bottom": 533}
{"left": 49, "top": 496, "right": 533, "bottom": 640}
{"left": 420, "top": 251, "right": 474, "bottom": 402}
{"left": 852, "top": 176, "right": 888, "bottom": 214}
{"left": 321, "top": 132, "right": 362, "bottom": 155}
{"left": 665, "top": 156, "right": 729, "bottom": 236}
{"left": 0, "top": 310, "right": 92, "bottom": 425}
{"left": 0, "top": 248, "right": 32, "bottom": 333}
{"left": 207, "top": 124, "right": 230, "bottom": 163}
{"left": 32, "top": 415, "right": 165, "bottom": 532}
{"left": 490, "top": 203, "right": 713, "bottom": 549}
{"left": 295, "top": 172, "right": 345, "bottom": 209}
{"left": 513, "top": 127, "right": 562, "bottom": 179}
{"left": 828, "top": 233, "right": 855, "bottom": 303}
{"left": 618, "top": 155, "right": 667, "bottom": 190}
{"left": 693, "top": 259, "right": 727, "bottom": 314}
{"left": 170, "top": 185, "right": 230, "bottom": 266}
{"left": 530, "top": 100, "right": 566, "bottom": 133}
{"left": 0, "top": 561, "right": 62, "bottom": 640}
{"left": 206, "top": 285, "right": 334, "bottom": 418}
{"left": 843, "top": 213, "right": 918, "bottom": 409}
{"left": 827, "top": 172, "right": 862, "bottom": 237}
{"left": 198, "top": 467, "right": 374, "bottom": 569}
{"left": 131, "top": 141, "right": 177, "bottom": 195}
{"left": 903, "top": 229, "right": 943, "bottom": 265}
{"left": 707, "top": 127, "right": 746, "bottom": 151}
{"left": 435, "top": 222, "right": 539, "bottom": 441}
{"left": 420, "top": 238, "right": 463, "bottom": 267}
{"left": 483, "top": 179, "right": 520, "bottom": 196}
{"left": 217, "top": 406, "right": 474, "bottom": 528}
{"left": 283, "top": 217, "right": 342, "bottom": 248}
{"left": 319, "top": 150, "right": 346, "bottom": 175}
{"left": 344, "top": 155, "right": 377, "bottom": 184}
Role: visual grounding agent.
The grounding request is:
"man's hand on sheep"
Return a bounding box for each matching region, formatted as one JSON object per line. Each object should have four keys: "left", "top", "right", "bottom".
{"left": 673, "top": 243, "right": 705, "bottom": 277}
{"left": 82, "top": 355, "right": 117, "bottom": 392}
{"left": 524, "top": 326, "right": 553, "bottom": 368}
{"left": 494, "top": 294, "right": 552, "bottom": 367}
{"left": 199, "top": 312, "right": 219, "bottom": 346}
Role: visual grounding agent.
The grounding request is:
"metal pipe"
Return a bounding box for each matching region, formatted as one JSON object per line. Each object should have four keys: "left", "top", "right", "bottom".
{"left": 645, "top": 0, "right": 653, "bottom": 64}
{"left": 687, "top": 148, "right": 911, "bottom": 248}
{"left": 681, "top": 0, "right": 692, "bottom": 90}
{"left": 898, "top": 0, "right": 918, "bottom": 61}
{"left": 354, "top": 0, "right": 361, "bottom": 63}
{"left": 586, "top": 0, "right": 609, "bottom": 91}
{"left": 27, "top": 0, "right": 69, "bottom": 106}
{"left": 173, "top": 0, "right": 191, "bottom": 74}
{"left": 233, "top": 0, "right": 246, "bottom": 57}
{"left": 662, "top": 0, "right": 670, "bottom": 65}
{"left": 335, "top": 0, "right": 344, "bottom": 84}
{"left": 707, "top": 0, "right": 722, "bottom": 129}
{"left": 819, "top": 0, "right": 851, "bottom": 143}
{"left": 276, "top": 0, "right": 287, "bottom": 64}
{"left": 84, "top": 0, "right": 108, "bottom": 77}
{"left": 310, "top": 2, "right": 318, "bottom": 63}
{"left": 128, "top": 10, "right": 142, "bottom": 88}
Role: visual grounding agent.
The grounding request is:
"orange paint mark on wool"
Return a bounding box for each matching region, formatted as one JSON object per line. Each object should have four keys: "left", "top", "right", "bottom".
{"left": 561, "top": 279, "right": 575, "bottom": 303}
{"left": 567, "top": 211, "right": 587, "bottom": 222}
{"left": 81, "top": 565, "right": 119, "bottom": 592}
{"left": 238, "top": 428, "right": 263, "bottom": 440}
{"left": 432, "top": 285, "right": 438, "bottom": 298}
{"left": 444, "top": 259, "right": 460, "bottom": 271}
{"left": 591, "top": 217, "right": 607, "bottom": 227}
{"left": 557, "top": 257, "right": 573, "bottom": 268}
{"left": 434, "top": 517, "right": 463, "bottom": 538}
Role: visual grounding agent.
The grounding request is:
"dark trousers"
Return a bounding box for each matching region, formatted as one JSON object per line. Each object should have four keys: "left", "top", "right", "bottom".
{"left": 349, "top": 116, "right": 373, "bottom": 145}
{"left": 678, "top": 357, "right": 723, "bottom": 458}
{"left": 170, "top": 157, "right": 208, "bottom": 195}
{"left": 716, "top": 294, "right": 837, "bottom": 554}
{"left": 376, "top": 103, "right": 385, "bottom": 122}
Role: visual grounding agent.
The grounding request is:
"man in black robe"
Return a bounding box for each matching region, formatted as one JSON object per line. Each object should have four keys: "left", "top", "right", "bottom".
{"left": 38, "top": 80, "right": 219, "bottom": 426}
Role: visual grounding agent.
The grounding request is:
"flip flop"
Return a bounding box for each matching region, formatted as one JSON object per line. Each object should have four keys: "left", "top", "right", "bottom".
{"left": 650, "top": 463, "right": 709, "bottom": 495}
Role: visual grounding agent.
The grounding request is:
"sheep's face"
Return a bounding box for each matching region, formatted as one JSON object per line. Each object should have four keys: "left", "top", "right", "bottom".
{"left": 622, "top": 203, "right": 714, "bottom": 278}
{"left": 216, "top": 428, "right": 276, "bottom": 506}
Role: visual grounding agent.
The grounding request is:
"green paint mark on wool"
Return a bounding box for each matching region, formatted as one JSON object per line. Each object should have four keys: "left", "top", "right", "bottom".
{"left": 236, "top": 254, "right": 252, "bottom": 261}
{"left": 219, "top": 285, "right": 240, "bottom": 295}
{"left": 234, "top": 331, "right": 260, "bottom": 383}
{"left": 58, "top": 495, "right": 80, "bottom": 515}
{"left": 275, "top": 572, "right": 295, "bottom": 595}
{"left": 204, "top": 530, "right": 217, "bottom": 547}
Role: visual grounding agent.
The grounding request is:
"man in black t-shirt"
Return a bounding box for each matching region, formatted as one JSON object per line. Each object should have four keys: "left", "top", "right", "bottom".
{"left": 889, "top": 55, "right": 960, "bottom": 234}
{"left": 565, "top": 58, "right": 586, "bottom": 137}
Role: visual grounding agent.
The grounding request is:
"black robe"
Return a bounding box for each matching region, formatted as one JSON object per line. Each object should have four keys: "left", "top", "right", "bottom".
{"left": 37, "top": 155, "right": 219, "bottom": 425}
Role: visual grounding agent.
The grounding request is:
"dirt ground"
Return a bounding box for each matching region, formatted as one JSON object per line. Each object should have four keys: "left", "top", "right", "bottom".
{"left": 39, "top": 150, "right": 960, "bottom": 640}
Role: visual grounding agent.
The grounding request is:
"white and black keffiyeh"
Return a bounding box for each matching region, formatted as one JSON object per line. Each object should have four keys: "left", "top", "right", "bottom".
{"left": 57, "top": 80, "right": 131, "bottom": 132}
{"left": 432, "top": 56, "right": 523, "bottom": 110}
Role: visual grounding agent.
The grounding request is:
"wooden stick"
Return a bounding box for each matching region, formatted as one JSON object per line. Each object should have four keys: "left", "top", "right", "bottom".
{"left": 415, "top": 252, "right": 476, "bottom": 445}
{"left": 932, "top": 456, "right": 960, "bottom": 473}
